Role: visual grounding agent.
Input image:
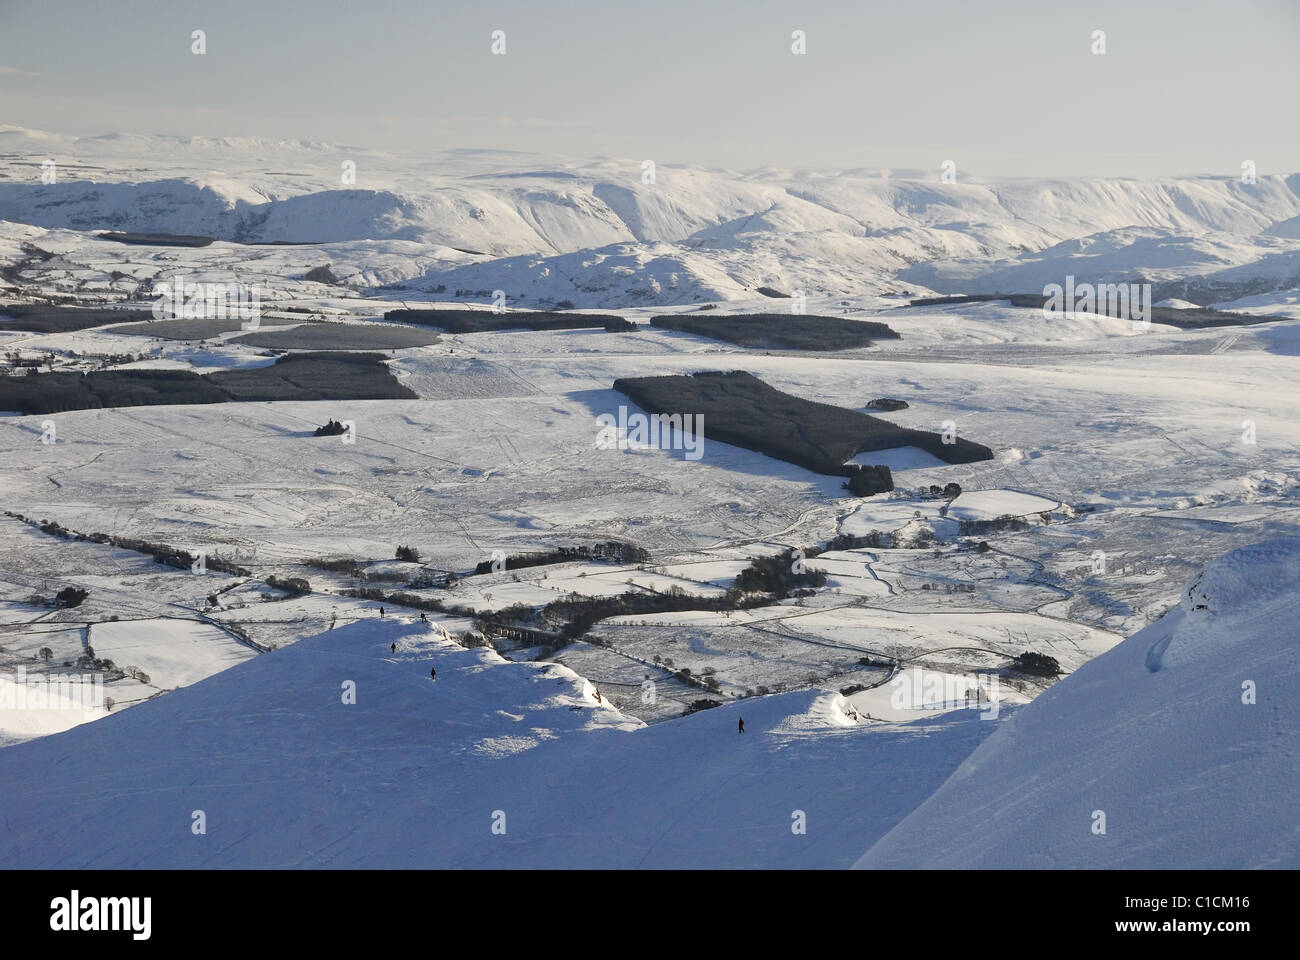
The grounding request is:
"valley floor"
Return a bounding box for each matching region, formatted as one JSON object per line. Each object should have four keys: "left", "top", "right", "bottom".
{"left": 1, "top": 226, "right": 1297, "bottom": 866}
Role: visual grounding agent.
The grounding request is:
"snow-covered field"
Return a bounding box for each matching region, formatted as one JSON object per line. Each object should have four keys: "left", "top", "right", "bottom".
{"left": 0, "top": 129, "right": 1297, "bottom": 867}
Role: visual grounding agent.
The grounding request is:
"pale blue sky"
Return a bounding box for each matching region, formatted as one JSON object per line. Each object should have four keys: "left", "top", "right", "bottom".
{"left": 1, "top": 0, "right": 1296, "bottom": 177}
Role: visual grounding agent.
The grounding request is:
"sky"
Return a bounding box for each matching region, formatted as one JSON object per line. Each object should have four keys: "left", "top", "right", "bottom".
{"left": 1, "top": 0, "right": 1297, "bottom": 178}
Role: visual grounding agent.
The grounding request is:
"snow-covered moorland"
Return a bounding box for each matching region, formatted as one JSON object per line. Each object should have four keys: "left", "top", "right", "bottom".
{"left": 0, "top": 129, "right": 1297, "bottom": 867}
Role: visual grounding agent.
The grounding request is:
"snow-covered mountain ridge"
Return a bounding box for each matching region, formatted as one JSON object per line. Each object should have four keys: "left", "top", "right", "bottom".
{"left": 4, "top": 127, "right": 1299, "bottom": 307}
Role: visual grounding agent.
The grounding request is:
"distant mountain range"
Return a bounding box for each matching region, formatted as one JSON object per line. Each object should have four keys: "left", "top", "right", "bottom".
{"left": 3, "top": 126, "right": 1299, "bottom": 308}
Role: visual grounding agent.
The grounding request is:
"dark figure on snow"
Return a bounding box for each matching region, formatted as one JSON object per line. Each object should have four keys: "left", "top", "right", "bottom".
{"left": 391, "top": 642, "right": 396, "bottom": 653}
{"left": 430, "top": 666, "right": 437, "bottom": 680}
{"left": 419, "top": 612, "right": 427, "bottom": 622}
{"left": 738, "top": 717, "right": 745, "bottom": 734}
{"left": 379, "top": 607, "right": 385, "bottom": 617}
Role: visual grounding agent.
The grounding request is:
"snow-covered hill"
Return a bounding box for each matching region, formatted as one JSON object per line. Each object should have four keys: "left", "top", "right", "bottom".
{"left": 4, "top": 127, "right": 1300, "bottom": 307}
{"left": 0, "top": 615, "right": 995, "bottom": 868}
{"left": 856, "top": 538, "right": 1300, "bottom": 869}
{"left": 1, "top": 540, "right": 1293, "bottom": 868}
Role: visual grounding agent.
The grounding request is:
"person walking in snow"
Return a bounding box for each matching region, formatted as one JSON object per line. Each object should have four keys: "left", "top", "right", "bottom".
{"left": 738, "top": 717, "right": 745, "bottom": 734}
{"left": 391, "top": 642, "right": 396, "bottom": 653}
{"left": 379, "top": 606, "right": 385, "bottom": 618}
{"left": 430, "top": 666, "right": 437, "bottom": 680}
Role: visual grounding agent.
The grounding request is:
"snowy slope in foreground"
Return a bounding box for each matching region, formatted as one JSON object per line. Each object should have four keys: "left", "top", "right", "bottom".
{"left": 0, "top": 617, "right": 994, "bottom": 868}
{"left": 857, "top": 538, "right": 1300, "bottom": 869}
